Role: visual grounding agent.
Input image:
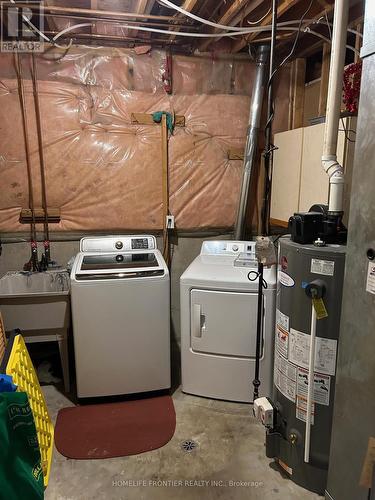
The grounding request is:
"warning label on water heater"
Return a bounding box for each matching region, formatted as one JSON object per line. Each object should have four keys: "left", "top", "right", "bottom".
{"left": 274, "top": 369, "right": 296, "bottom": 403}
{"left": 296, "top": 367, "right": 331, "bottom": 406}
{"left": 275, "top": 325, "right": 289, "bottom": 358}
{"left": 275, "top": 350, "right": 297, "bottom": 382}
{"left": 274, "top": 350, "right": 296, "bottom": 402}
{"left": 288, "top": 328, "right": 337, "bottom": 376}
{"left": 276, "top": 309, "right": 289, "bottom": 332}
{"left": 296, "top": 395, "right": 315, "bottom": 424}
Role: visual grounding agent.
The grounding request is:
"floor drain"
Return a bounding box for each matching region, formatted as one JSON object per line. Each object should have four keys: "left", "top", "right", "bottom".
{"left": 181, "top": 440, "right": 198, "bottom": 452}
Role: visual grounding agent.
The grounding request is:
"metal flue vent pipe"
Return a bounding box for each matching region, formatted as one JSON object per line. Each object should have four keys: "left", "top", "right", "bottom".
{"left": 234, "top": 44, "right": 269, "bottom": 240}
{"left": 322, "top": 0, "right": 349, "bottom": 215}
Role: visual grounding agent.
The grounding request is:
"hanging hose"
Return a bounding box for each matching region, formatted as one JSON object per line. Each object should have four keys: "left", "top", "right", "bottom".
{"left": 14, "top": 53, "right": 39, "bottom": 272}
{"left": 31, "top": 53, "right": 50, "bottom": 268}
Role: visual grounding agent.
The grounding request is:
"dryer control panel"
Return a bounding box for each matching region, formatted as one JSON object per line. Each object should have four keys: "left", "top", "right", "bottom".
{"left": 200, "top": 240, "right": 255, "bottom": 256}
{"left": 80, "top": 235, "right": 156, "bottom": 253}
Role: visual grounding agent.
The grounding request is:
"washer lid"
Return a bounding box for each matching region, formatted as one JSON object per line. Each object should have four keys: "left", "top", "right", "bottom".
{"left": 73, "top": 251, "right": 165, "bottom": 280}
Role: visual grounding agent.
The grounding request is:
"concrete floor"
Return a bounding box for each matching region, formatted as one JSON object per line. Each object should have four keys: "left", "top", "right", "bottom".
{"left": 44, "top": 386, "right": 322, "bottom": 500}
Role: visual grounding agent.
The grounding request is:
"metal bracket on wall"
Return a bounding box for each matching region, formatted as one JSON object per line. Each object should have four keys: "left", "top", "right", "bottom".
{"left": 130, "top": 113, "right": 185, "bottom": 127}
{"left": 227, "top": 148, "right": 244, "bottom": 161}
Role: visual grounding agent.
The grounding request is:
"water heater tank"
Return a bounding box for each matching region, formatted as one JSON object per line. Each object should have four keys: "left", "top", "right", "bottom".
{"left": 266, "top": 236, "right": 346, "bottom": 494}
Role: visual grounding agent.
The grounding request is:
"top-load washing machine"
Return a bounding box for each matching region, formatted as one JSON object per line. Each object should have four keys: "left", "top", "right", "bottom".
{"left": 180, "top": 240, "right": 276, "bottom": 403}
{"left": 71, "top": 235, "right": 170, "bottom": 398}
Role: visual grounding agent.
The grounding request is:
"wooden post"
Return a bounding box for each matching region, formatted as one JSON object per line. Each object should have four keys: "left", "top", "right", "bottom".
{"left": 129, "top": 111, "right": 186, "bottom": 266}
{"left": 319, "top": 43, "right": 331, "bottom": 117}
{"left": 354, "top": 22, "right": 363, "bottom": 63}
{"left": 161, "top": 114, "right": 170, "bottom": 266}
{"left": 290, "top": 58, "right": 306, "bottom": 129}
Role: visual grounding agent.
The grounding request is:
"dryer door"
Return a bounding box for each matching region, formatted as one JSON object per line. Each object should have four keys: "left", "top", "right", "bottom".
{"left": 190, "top": 289, "right": 263, "bottom": 358}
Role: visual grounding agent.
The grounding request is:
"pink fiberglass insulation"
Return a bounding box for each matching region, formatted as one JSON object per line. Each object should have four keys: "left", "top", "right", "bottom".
{"left": 0, "top": 47, "right": 290, "bottom": 231}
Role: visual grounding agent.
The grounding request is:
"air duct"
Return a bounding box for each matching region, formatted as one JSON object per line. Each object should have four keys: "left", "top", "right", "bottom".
{"left": 322, "top": 0, "right": 349, "bottom": 215}
{"left": 234, "top": 45, "right": 269, "bottom": 240}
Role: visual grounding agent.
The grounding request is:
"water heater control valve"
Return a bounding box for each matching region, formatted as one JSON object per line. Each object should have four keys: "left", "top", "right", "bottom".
{"left": 253, "top": 397, "right": 275, "bottom": 427}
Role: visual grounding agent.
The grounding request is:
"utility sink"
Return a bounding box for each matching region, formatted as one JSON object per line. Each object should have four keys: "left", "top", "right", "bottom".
{"left": 0, "top": 270, "right": 71, "bottom": 392}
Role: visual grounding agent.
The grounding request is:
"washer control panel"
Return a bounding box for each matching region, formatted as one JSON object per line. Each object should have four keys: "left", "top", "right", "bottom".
{"left": 80, "top": 235, "right": 156, "bottom": 252}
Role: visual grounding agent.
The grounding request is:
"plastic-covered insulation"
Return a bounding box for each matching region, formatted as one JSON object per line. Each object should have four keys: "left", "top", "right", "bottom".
{"left": 0, "top": 47, "right": 290, "bottom": 232}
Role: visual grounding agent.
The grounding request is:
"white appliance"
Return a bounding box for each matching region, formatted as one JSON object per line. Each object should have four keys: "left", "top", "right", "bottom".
{"left": 71, "top": 235, "right": 170, "bottom": 398}
{"left": 180, "top": 240, "right": 276, "bottom": 403}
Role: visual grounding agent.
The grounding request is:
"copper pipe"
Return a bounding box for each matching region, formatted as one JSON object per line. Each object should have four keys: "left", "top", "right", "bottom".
{"left": 31, "top": 54, "right": 50, "bottom": 264}
{"left": 19, "top": 4, "right": 185, "bottom": 22}
{"left": 14, "top": 53, "right": 39, "bottom": 271}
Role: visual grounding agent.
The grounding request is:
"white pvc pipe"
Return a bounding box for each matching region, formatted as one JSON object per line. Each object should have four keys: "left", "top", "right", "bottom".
{"left": 321, "top": 0, "right": 349, "bottom": 214}
{"left": 304, "top": 303, "right": 317, "bottom": 463}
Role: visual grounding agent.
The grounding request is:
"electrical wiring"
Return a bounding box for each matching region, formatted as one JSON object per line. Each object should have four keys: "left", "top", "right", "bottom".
{"left": 247, "top": 5, "right": 272, "bottom": 25}
{"left": 158, "top": 1, "right": 363, "bottom": 39}
{"left": 262, "top": 0, "right": 315, "bottom": 138}
{"left": 15, "top": 1, "right": 360, "bottom": 54}
{"left": 270, "top": 0, "right": 315, "bottom": 83}
{"left": 260, "top": 0, "right": 277, "bottom": 236}
{"left": 340, "top": 118, "right": 356, "bottom": 143}
{"left": 48, "top": 23, "right": 361, "bottom": 51}
{"left": 262, "top": 0, "right": 314, "bottom": 226}
{"left": 52, "top": 23, "right": 93, "bottom": 42}
{"left": 158, "top": 0, "right": 267, "bottom": 31}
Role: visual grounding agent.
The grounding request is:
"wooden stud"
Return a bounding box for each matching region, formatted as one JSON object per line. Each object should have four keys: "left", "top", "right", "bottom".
{"left": 132, "top": 0, "right": 155, "bottom": 37}
{"left": 169, "top": 0, "right": 199, "bottom": 41}
{"left": 354, "top": 22, "right": 363, "bottom": 63}
{"left": 291, "top": 58, "right": 306, "bottom": 129}
{"left": 270, "top": 217, "right": 289, "bottom": 228}
{"left": 318, "top": 43, "right": 330, "bottom": 117}
{"left": 161, "top": 114, "right": 170, "bottom": 265}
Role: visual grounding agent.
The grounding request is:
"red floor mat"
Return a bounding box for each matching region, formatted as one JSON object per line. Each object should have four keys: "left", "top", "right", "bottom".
{"left": 54, "top": 395, "right": 176, "bottom": 459}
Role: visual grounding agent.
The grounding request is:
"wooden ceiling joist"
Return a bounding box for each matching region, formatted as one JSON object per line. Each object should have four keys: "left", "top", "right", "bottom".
{"left": 169, "top": 0, "right": 199, "bottom": 41}
{"left": 132, "top": 0, "right": 155, "bottom": 37}
{"left": 199, "top": 0, "right": 264, "bottom": 52}
{"left": 231, "top": 0, "right": 300, "bottom": 53}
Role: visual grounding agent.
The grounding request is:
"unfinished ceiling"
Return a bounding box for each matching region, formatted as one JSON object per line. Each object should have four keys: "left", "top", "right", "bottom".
{"left": 20, "top": 0, "right": 364, "bottom": 57}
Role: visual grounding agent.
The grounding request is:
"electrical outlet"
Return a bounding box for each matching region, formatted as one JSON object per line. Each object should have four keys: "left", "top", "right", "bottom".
{"left": 166, "top": 215, "right": 175, "bottom": 229}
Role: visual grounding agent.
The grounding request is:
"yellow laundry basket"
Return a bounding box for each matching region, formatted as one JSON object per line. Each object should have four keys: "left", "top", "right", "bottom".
{"left": 2, "top": 331, "right": 54, "bottom": 487}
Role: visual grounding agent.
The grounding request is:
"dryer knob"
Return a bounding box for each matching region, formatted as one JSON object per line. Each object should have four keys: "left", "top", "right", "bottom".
{"left": 115, "top": 241, "right": 123, "bottom": 249}
{"left": 115, "top": 254, "right": 124, "bottom": 262}
{"left": 232, "top": 244, "right": 239, "bottom": 252}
